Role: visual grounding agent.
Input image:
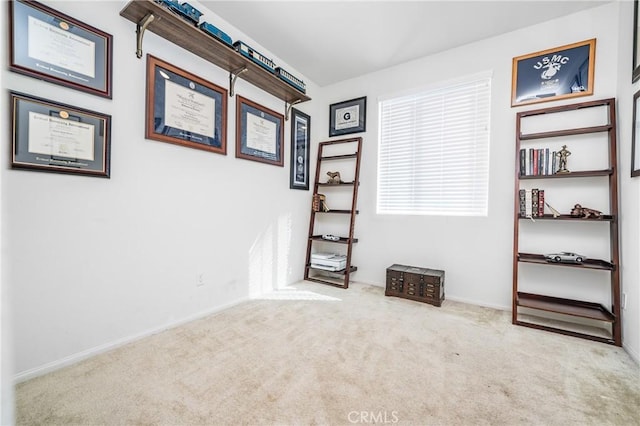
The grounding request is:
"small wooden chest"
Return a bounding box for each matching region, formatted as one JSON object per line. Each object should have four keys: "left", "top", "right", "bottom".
{"left": 385, "top": 264, "right": 445, "bottom": 307}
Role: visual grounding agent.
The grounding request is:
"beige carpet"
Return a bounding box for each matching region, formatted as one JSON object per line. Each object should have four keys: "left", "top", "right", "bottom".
{"left": 15, "top": 281, "right": 640, "bottom": 425}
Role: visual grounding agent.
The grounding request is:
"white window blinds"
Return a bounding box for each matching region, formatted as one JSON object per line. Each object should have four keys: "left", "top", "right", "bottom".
{"left": 377, "top": 75, "right": 491, "bottom": 216}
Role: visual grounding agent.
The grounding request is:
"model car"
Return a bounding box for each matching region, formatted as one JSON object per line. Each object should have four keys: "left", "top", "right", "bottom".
{"left": 321, "top": 234, "right": 340, "bottom": 241}
{"left": 544, "top": 252, "right": 587, "bottom": 264}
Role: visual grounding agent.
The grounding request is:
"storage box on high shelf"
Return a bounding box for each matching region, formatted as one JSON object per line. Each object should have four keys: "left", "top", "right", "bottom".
{"left": 385, "top": 264, "right": 445, "bottom": 307}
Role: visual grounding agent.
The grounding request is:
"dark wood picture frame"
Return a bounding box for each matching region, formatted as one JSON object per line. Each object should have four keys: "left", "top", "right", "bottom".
{"left": 145, "top": 55, "right": 227, "bottom": 155}
{"left": 290, "top": 108, "right": 311, "bottom": 190}
{"left": 632, "top": 89, "right": 640, "bottom": 177}
{"left": 511, "top": 39, "right": 596, "bottom": 107}
{"left": 9, "top": 0, "right": 113, "bottom": 98}
{"left": 634, "top": 0, "right": 640, "bottom": 83}
{"left": 10, "top": 91, "right": 111, "bottom": 178}
{"left": 235, "top": 96, "right": 284, "bottom": 166}
{"left": 329, "top": 96, "right": 366, "bottom": 137}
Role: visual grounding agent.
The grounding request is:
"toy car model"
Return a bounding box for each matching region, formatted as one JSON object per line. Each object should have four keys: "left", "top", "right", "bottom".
{"left": 544, "top": 252, "right": 587, "bottom": 264}
{"left": 321, "top": 234, "right": 340, "bottom": 241}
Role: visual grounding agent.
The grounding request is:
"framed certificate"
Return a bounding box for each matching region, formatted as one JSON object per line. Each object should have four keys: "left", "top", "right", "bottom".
{"left": 634, "top": 1, "right": 640, "bottom": 82}
{"left": 146, "top": 55, "right": 227, "bottom": 154}
{"left": 236, "top": 96, "right": 284, "bottom": 166}
{"left": 290, "top": 108, "right": 311, "bottom": 190}
{"left": 632, "top": 89, "right": 640, "bottom": 177}
{"left": 10, "top": 91, "right": 111, "bottom": 177}
{"left": 511, "top": 39, "right": 596, "bottom": 107}
{"left": 9, "top": 0, "right": 113, "bottom": 98}
{"left": 329, "top": 96, "right": 366, "bottom": 137}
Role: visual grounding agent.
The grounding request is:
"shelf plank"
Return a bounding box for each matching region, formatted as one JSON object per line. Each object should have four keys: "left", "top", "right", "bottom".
{"left": 518, "top": 214, "right": 615, "bottom": 221}
{"left": 317, "top": 209, "right": 359, "bottom": 214}
{"left": 519, "top": 124, "right": 612, "bottom": 140}
{"left": 306, "top": 265, "right": 358, "bottom": 275}
{"left": 518, "top": 169, "right": 613, "bottom": 179}
{"left": 515, "top": 319, "right": 615, "bottom": 345}
{"left": 518, "top": 253, "right": 615, "bottom": 270}
{"left": 319, "top": 153, "right": 358, "bottom": 161}
{"left": 119, "top": 0, "right": 310, "bottom": 104}
{"left": 517, "top": 292, "right": 615, "bottom": 322}
{"left": 310, "top": 235, "right": 359, "bottom": 244}
{"left": 317, "top": 182, "right": 357, "bottom": 187}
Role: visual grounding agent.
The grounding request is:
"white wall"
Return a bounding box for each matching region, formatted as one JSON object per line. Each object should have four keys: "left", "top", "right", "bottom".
{"left": 318, "top": 2, "right": 638, "bottom": 359}
{"left": 1, "top": 0, "right": 321, "bottom": 380}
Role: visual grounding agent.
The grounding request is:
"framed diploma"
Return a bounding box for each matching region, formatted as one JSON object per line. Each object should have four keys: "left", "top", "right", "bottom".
{"left": 511, "top": 39, "right": 596, "bottom": 107}
{"left": 236, "top": 96, "right": 284, "bottom": 166}
{"left": 290, "top": 108, "right": 311, "bottom": 190}
{"left": 634, "top": 1, "right": 640, "bottom": 83}
{"left": 146, "top": 55, "right": 227, "bottom": 154}
{"left": 9, "top": 0, "right": 113, "bottom": 98}
{"left": 10, "top": 91, "right": 111, "bottom": 177}
{"left": 329, "top": 96, "right": 366, "bottom": 137}
{"left": 632, "top": 89, "right": 640, "bottom": 177}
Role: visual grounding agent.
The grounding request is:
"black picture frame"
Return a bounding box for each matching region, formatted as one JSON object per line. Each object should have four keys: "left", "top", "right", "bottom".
{"left": 511, "top": 39, "right": 596, "bottom": 107}
{"left": 634, "top": 1, "right": 640, "bottom": 83}
{"left": 329, "top": 96, "right": 366, "bottom": 137}
{"left": 632, "top": 90, "right": 640, "bottom": 177}
{"left": 290, "top": 108, "right": 311, "bottom": 190}
{"left": 9, "top": 0, "right": 113, "bottom": 98}
{"left": 145, "top": 55, "right": 227, "bottom": 155}
{"left": 236, "top": 96, "right": 284, "bottom": 166}
{"left": 10, "top": 91, "right": 111, "bottom": 178}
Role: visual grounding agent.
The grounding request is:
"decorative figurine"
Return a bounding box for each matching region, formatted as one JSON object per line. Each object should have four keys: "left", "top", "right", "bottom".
{"left": 555, "top": 145, "right": 571, "bottom": 173}
{"left": 570, "top": 203, "right": 602, "bottom": 219}
{"left": 545, "top": 201, "right": 561, "bottom": 218}
{"left": 326, "top": 171, "right": 343, "bottom": 184}
{"left": 312, "top": 194, "right": 330, "bottom": 212}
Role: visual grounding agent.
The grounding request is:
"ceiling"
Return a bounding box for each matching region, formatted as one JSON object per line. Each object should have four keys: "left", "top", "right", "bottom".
{"left": 201, "top": 1, "right": 611, "bottom": 87}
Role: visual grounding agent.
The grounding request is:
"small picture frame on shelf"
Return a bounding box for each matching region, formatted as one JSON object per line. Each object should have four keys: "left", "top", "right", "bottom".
{"left": 236, "top": 96, "right": 284, "bottom": 166}
{"left": 10, "top": 91, "right": 111, "bottom": 178}
{"left": 146, "top": 55, "right": 227, "bottom": 154}
{"left": 632, "top": 89, "right": 640, "bottom": 177}
{"left": 329, "top": 96, "right": 366, "bottom": 137}
{"left": 511, "top": 39, "right": 595, "bottom": 107}
{"left": 9, "top": 0, "right": 113, "bottom": 98}
{"left": 290, "top": 108, "right": 311, "bottom": 190}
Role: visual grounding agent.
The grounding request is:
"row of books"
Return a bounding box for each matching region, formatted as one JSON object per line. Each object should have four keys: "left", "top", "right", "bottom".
{"left": 519, "top": 148, "right": 559, "bottom": 176}
{"left": 518, "top": 189, "right": 545, "bottom": 218}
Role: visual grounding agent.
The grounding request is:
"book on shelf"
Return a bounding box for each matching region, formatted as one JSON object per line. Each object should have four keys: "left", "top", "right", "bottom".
{"left": 518, "top": 188, "right": 545, "bottom": 217}
{"left": 519, "top": 148, "right": 558, "bottom": 176}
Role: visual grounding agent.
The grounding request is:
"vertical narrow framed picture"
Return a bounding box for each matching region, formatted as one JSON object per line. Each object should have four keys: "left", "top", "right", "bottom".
{"left": 290, "top": 108, "right": 311, "bottom": 190}
{"left": 146, "top": 55, "right": 227, "bottom": 154}
{"left": 329, "top": 96, "right": 366, "bottom": 137}
{"left": 9, "top": 0, "right": 113, "bottom": 98}
{"left": 632, "top": 90, "right": 640, "bottom": 177}
{"left": 10, "top": 91, "right": 111, "bottom": 177}
{"left": 634, "top": 0, "right": 640, "bottom": 82}
{"left": 511, "top": 39, "right": 595, "bottom": 107}
{"left": 236, "top": 96, "right": 284, "bottom": 166}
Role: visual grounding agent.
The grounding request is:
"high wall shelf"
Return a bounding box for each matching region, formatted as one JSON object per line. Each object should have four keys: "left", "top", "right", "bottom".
{"left": 119, "top": 0, "right": 310, "bottom": 117}
{"left": 305, "top": 138, "right": 362, "bottom": 289}
{"left": 512, "top": 98, "right": 621, "bottom": 346}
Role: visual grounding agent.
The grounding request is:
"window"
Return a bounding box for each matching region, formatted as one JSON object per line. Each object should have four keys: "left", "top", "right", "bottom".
{"left": 377, "top": 74, "right": 491, "bottom": 216}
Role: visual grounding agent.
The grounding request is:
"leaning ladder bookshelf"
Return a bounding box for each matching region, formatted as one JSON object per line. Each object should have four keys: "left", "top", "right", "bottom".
{"left": 512, "top": 98, "right": 621, "bottom": 346}
{"left": 304, "top": 138, "right": 362, "bottom": 289}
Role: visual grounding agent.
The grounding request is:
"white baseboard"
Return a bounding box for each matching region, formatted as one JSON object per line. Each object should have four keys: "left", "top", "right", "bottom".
{"left": 623, "top": 342, "right": 640, "bottom": 365}
{"left": 14, "top": 296, "right": 249, "bottom": 383}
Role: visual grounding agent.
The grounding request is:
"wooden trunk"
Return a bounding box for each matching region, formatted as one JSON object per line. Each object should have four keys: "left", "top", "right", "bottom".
{"left": 385, "top": 264, "right": 445, "bottom": 307}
